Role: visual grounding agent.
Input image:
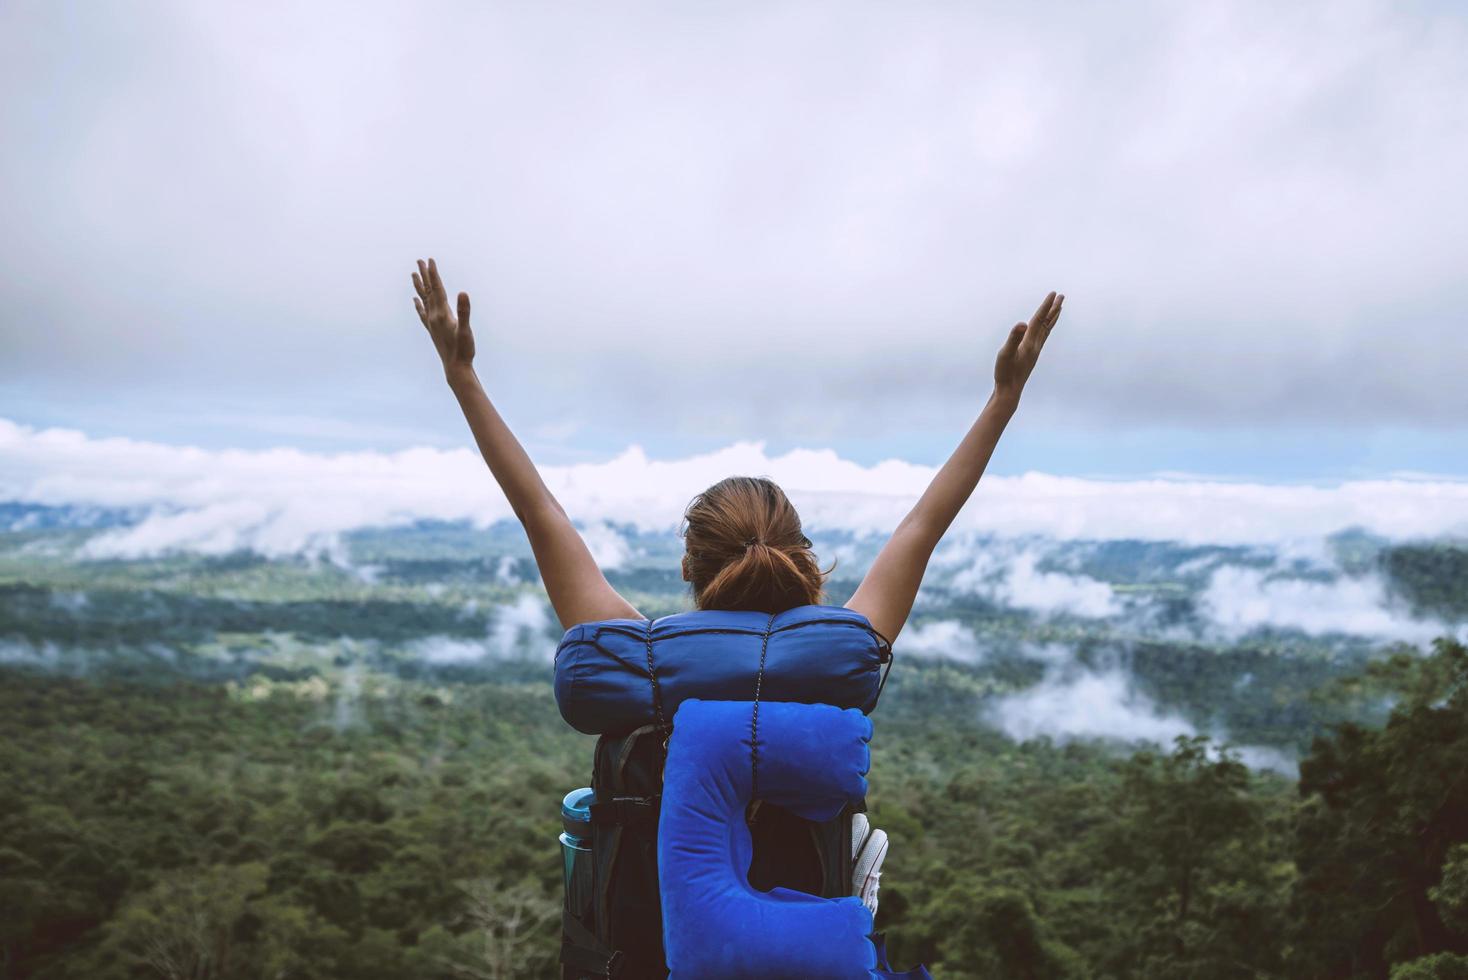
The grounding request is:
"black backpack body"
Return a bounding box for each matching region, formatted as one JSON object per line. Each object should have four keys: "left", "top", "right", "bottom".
{"left": 559, "top": 721, "right": 862, "bottom": 979}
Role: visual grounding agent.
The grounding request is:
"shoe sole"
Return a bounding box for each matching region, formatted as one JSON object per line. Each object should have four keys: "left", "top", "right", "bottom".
{"left": 853, "top": 828, "right": 888, "bottom": 901}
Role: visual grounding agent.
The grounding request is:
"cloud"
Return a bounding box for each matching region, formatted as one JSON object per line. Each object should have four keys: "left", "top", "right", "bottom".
{"left": 494, "top": 555, "right": 519, "bottom": 585}
{"left": 1197, "top": 563, "right": 1455, "bottom": 643}
{"left": 406, "top": 593, "right": 556, "bottom": 664}
{"left": 488, "top": 592, "right": 556, "bottom": 654}
{"left": 408, "top": 636, "right": 492, "bottom": 666}
{"left": 333, "top": 662, "right": 364, "bottom": 730}
{"left": 987, "top": 667, "right": 1196, "bottom": 745}
{"left": 893, "top": 618, "right": 984, "bottom": 663}
{"left": 1232, "top": 745, "right": 1298, "bottom": 778}
{"left": 0, "top": 637, "right": 182, "bottom": 673}
{"left": 5, "top": 416, "right": 1465, "bottom": 651}
{"left": 1, "top": 1, "right": 1466, "bottom": 458}
{"left": 580, "top": 520, "right": 635, "bottom": 570}
{"left": 984, "top": 662, "right": 1299, "bottom": 774}
{"left": 0, "top": 638, "right": 63, "bottom": 667}
{"left": 947, "top": 542, "right": 1122, "bottom": 619}
{"left": 5, "top": 418, "right": 1468, "bottom": 564}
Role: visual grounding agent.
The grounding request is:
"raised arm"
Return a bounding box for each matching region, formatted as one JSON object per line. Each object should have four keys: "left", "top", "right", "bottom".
{"left": 845, "top": 291, "right": 1064, "bottom": 645}
{"left": 412, "top": 257, "right": 642, "bottom": 631}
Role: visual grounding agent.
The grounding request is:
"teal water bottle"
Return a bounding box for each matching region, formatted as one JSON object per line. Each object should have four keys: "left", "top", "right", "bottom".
{"left": 560, "top": 788, "right": 595, "bottom": 926}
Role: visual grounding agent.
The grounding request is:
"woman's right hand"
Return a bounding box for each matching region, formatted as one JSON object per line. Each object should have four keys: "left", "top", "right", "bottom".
{"left": 993, "top": 290, "right": 1063, "bottom": 400}
{"left": 412, "top": 257, "right": 476, "bottom": 379}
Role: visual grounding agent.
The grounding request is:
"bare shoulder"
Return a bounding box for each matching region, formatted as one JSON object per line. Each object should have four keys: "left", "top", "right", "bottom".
{"left": 842, "top": 595, "right": 900, "bottom": 648}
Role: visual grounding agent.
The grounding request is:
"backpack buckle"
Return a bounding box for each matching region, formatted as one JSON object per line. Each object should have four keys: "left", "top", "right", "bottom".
{"left": 589, "top": 795, "right": 661, "bottom": 828}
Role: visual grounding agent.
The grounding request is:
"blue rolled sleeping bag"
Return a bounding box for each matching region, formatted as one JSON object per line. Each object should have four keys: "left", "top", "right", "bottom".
{"left": 554, "top": 604, "right": 893, "bottom": 734}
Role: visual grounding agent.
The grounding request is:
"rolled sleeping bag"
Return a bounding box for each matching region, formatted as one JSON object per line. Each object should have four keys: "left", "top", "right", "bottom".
{"left": 553, "top": 604, "right": 893, "bottom": 735}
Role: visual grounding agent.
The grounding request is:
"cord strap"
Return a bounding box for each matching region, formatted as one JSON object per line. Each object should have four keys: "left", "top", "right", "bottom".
{"left": 750, "top": 611, "right": 776, "bottom": 798}
{"left": 644, "top": 618, "right": 667, "bottom": 734}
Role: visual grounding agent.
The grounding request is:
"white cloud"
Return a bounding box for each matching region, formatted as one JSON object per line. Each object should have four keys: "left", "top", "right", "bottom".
{"left": 489, "top": 592, "right": 555, "bottom": 654}
{"left": 984, "top": 659, "right": 1299, "bottom": 774}
{"left": 6, "top": 418, "right": 1468, "bottom": 563}
{"left": 1018, "top": 642, "right": 1076, "bottom": 666}
{"left": 407, "top": 593, "right": 556, "bottom": 663}
{"left": 333, "top": 662, "right": 364, "bottom": 730}
{"left": 48, "top": 590, "right": 90, "bottom": 613}
{"left": 494, "top": 555, "right": 519, "bottom": 585}
{"left": 1198, "top": 563, "right": 1454, "bottom": 642}
{"left": 949, "top": 543, "right": 1122, "bottom": 619}
{"left": 894, "top": 618, "right": 983, "bottom": 663}
{"left": 986, "top": 667, "right": 1196, "bottom": 745}
{"left": 1232, "top": 744, "right": 1298, "bottom": 778}
{"left": 409, "top": 636, "right": 490, "bottom": 666}
{"left": 1, "top": 1, "right": 1466, "bottom": 448}
{"left": 580, "top": 520, "right": 634, "bottom": 570}
{"left": 0, "top": 638, "right": 63, "bottom": 667}
{"left": 5, "top": 417, "right": 1465, "bottom": 650}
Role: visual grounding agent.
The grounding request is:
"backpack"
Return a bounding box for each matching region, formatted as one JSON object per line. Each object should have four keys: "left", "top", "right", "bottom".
{"left": 560, "top": 722, "right": 863, "bottom": 978}
{"left": 554, "top": 606, "right": 894, "bottom": 979}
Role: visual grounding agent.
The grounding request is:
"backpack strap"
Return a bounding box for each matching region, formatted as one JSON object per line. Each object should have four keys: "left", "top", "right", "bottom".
{"left": 871, "top": 630, "right": 895, "bottom": 711}
{"left": 580, "top": 724, "right": 668, "bottom": 978}
{"left": 559, "top": 906, "right": 625, "bottom": 977}
{"left": 589, "top": 794, "right": 660, "bottom": 828}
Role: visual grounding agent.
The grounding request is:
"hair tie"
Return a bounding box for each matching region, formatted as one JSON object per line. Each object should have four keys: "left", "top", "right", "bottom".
{"left": 744, "top": 536, "right": 760, "bottom": 548}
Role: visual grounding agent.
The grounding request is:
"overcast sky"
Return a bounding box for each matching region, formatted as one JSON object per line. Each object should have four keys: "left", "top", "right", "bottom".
{"left": 2, "top": 0, "right": 1465, "bottom": 479}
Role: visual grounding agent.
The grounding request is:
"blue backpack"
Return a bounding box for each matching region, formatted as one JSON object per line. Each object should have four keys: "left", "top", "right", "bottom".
{"left": 553, "top": 605, "right": 926, "bottom": 978}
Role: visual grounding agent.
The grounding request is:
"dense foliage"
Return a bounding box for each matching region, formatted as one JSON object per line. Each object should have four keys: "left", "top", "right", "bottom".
{"left": 1, "top": 637, "right": 1464, "bottom": 978}
{"left": 3, "top": 520, "right": 1466, "bottom": 977}
{"left": 1, "top": 672, "right": 588, "bottom": 978}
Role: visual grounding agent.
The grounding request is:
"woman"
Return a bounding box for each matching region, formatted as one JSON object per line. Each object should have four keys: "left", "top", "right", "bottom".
{"left": 410, "top": 255, "right": 1064, "bottom": 646}
{"left": 413, "top": 258, "right": 1061, "bottom": 972}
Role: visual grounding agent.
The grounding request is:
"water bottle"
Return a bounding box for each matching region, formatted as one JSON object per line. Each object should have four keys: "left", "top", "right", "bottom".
{"left": 559, "top": 787, "right": 595, "bottom": 926}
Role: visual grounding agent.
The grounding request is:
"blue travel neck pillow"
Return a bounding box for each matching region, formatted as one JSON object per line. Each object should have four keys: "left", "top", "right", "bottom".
{"left": 658, "top": 697, "right": 928, "bottom": 979}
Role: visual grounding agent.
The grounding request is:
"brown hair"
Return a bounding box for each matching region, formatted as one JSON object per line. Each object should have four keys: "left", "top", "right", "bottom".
{"left": 678, "top": 476, "right": 836, "bottom": 614}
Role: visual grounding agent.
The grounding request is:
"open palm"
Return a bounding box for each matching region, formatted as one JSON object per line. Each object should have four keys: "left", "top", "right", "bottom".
{"left": 994, "top": 291, "right": 1063, "bottom": 396}
{"left": 412, "top": 257, "right": 476, "bottom": 375}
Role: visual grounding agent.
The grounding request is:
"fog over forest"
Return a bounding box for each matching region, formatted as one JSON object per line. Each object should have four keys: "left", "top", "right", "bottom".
{"left": 6, "top": 413, "right": 1467, "bottom": 776}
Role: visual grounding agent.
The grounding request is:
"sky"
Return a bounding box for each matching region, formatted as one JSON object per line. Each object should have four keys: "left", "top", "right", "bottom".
{"left": 2, "top": 0, "right": 1466, "bottom": 480}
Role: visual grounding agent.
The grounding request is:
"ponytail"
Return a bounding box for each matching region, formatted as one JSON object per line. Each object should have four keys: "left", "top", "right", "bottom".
{"left": 680, "top": 476, "right": 835, "bottom": 614}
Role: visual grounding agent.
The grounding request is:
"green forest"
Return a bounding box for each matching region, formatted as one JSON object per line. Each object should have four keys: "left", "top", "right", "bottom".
{"left": 3, "top": 518, "right": 1468, "bottom": 978}
{"left": 2, "top": 638, "right": 1465, "bottom": 978}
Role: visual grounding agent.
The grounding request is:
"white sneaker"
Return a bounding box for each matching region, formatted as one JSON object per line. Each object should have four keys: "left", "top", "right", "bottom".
{"left": 850, "top": 813, "right": 888, "bottom": 917}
